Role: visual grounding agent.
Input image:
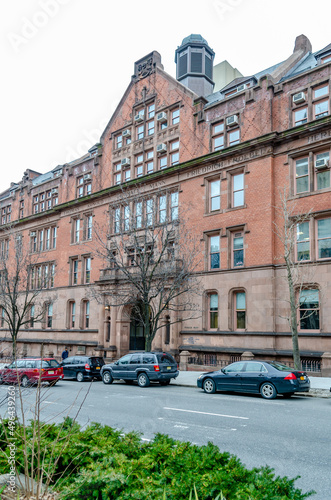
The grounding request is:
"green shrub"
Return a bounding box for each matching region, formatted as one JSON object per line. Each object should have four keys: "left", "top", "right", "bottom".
{"left": 0, "top": 420, "right": 315, "bottom": 500}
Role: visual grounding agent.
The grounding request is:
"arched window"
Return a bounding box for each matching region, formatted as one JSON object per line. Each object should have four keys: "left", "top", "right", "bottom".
{"left": 298, "top": 289, "right": 320, "bottom": 331}
{"left": 234, "top": 291, "right": 246, "bottom": 330}
{"left": 208, "top": 293, "right": 218, "bottom": 330}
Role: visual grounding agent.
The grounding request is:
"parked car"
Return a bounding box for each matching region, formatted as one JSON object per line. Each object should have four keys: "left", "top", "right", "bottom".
{"left": 0, "top": 358, "right": 63, "bottom": 387}
{"left": 61, "top": 355, "right": 105, "bottom": 382}
{"left": 101, "top": 352, "right": 179, "bottom": 387}
{"left": 197, "top": 360, "right": 310, "bottom": 399}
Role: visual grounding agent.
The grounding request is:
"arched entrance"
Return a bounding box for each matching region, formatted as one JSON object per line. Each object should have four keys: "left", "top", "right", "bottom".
{"left": 129, "top": 303, "right": 146, "bottom": 350}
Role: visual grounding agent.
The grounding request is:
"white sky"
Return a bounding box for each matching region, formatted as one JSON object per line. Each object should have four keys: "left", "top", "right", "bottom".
{"left": 1, "top": 0, "right": 330, "bottom": 193}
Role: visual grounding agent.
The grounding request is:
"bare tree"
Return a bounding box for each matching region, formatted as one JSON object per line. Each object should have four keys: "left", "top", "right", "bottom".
{"left": 0, "top": 226, "right": 54, "bottom": 357}
{"left": 273, "top": 189, "right": 317, "bottom": 369}
{"left": 93, "top": 186, "right": 202, "bottom": 351}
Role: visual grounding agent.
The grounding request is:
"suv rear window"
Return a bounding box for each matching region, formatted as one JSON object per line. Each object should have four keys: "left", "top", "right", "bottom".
{"left": 157, "top": 354, "right": 176, "bottom": 364}
{"left": 90, "top": 357, "right": 105, "bottom": 367}
{"left": 143, "top": 354, "right": 155, "bottom": 364}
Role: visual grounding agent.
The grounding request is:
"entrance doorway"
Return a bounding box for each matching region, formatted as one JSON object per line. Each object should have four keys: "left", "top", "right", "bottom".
{"left": 129, "top": 305, "right": 145, "bottom": 350}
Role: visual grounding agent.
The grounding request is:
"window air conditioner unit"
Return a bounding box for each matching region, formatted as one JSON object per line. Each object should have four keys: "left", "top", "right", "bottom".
{"left": 157, "top": 143, "right": 167, "bottom": 153}
{"left": 157, "top": 112, "right": 167, "bottom": 123}
{"left": 122, "top": 129, "right": 131, "bottom": 138}
{"left": 51, "top": 188, "right": 58, "bottom": 194}
{"left": 226, "top": 115, "right": 239, "bottom": 127}
{"left": 30, "top": 231, "right": 36, "bottom": 237}
{"left": 315, "top": 158, "right": 329, "bottom": 169}
{"left": 293, "top": 92, "right": 306, "bottom": 104}
{"left": 134, "top": 112, "right": 144, "bottom": 123}
{"left": 121, "top": 157, "right": 131, "bottom": 167}
{"left": 237, "top": 84, "right": 247, "bottom": 92}
{"left": 84, "top": 174, "right": 92, "bottom": 180}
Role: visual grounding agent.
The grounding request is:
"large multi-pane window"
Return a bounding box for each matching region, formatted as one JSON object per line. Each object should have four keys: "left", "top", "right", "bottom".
{"left": 212, "top": 122, "right": 224, "bottom": 151}
{"left": 210, "top": 235, "right": 220, "bottom": 269}
{"left": 170, "top": 192, "right": 179, "bottom": 221}
{"left": 208, "top": 293, "right": 218, "bottom": 329}
{"left": 77, "top": 175, "right": 92, "bottom": 198}
{"left": 293, "top": 107, "right": 308, "bottom": 126}
{"left": 317, "top": 218, "right": 331, "bottom": 259}
{"left": 313, "top": 84, "right": 329, "bottom": 119}
{"left": 1, "top": 205, "right": 11, "bottom": 225}
{"left": 315, "top": 152, "right": 330, "bottom": 190}
{"left": 297, "top": 222, "right": 310, "bottom": 261}
{"left": 159, "top": 195, "right": 167, "bottom": 223}
{"left": 298, "top": 289, "right": 319, "bottom": 330}
{"left": 30, "top": 262, "right": 55, "bottom": 289}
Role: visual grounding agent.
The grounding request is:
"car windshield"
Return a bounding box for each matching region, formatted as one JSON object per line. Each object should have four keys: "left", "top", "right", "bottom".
{"left": 268, "top": 361, "right": 292, "bottom": 371}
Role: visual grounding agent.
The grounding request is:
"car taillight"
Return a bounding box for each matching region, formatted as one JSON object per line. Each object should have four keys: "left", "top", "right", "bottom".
{"left": 284, "top": 373, "right": 297, "bottom": 380}
{"left": 85, "top": 363, "right": 90, "bottom": 371}
{"left": 154, "top": 365, "right": 160, "bottom": 372}
{"left": 33, "top": 369, "right": 44, "bottom": 373}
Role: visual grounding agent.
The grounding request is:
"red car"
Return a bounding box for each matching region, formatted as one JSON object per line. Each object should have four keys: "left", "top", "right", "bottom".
{"left": 0, "top": 358, "right": 64, "bottom": 387}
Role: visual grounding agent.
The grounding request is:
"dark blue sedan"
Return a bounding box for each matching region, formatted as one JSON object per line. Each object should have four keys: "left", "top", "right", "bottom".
{"left": 197, "top": 360, "right": 310, "bottom": 399}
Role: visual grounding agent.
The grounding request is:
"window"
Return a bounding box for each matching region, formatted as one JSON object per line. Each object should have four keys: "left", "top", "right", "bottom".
{"left": 1, "top": 205, "right": 11, "bottom": 225}
{"left": 313, "top": 84, "right": 329, "bottom": 119}
{"left": 0, "top": 306, "right": 5, "bottom": 328}
{"left": 208, "top": 293, "right": 218, "bottom": 329}
{"left": 71, "top": 258, "right": 79, "bottom": 286}
{"left": 159, "top": 195, "right": 167, "bottom": 223}
{"left": 171, "top": 108, "right": 180, "bottom": 125}
{"left": 84, "top": 256, "right": 91, "bottom": 284}
{"left": 147, "top": 120, "right": 154, "bottom": 136}
{"left": 30, "top": 262, "right": 55, "bottom": 289}
{"left": 135, "top": 154, "right": 144, "bottom": 178}
{"left": 83, "top": 300, "right": 90, "bottom": 328}
{"left": 124, "top": 205, "right": 130, "bottom": 231}
{"left": 124, "top": 169, "right": 131, "bottom": 182}
{"left": 232, "top": 173, "right": 244, "bottom": 207}
{"left": 297, "top": 222, "right": 310, "bottom": 261}
{"left": 170, "top": 192, "right": 179, "bottom": 221}
{"left": 146, "top": 150, "right": 154, "bottom": 173}
{"left": 114, "top": 162, "right": 122, "bottom": 185}
{"left": 69, "top": 301, "right": 76, "bottom": 328}
{"left": 210, "top": 180, "right": 220, "bottom": 211}
{"left": 228, "top": 129, "right": 240, "bottom": 146}
{"left": 293, "top": 107, "right": 308, "bottom": 126}
{"left": 232, "top": 232, "right": 244, "bottom": 267}
{"left": 148, "top": 103, "right": 155, "bottom": 118}
{"left": 46, "top": 303, "right": 53, "bottom": 329}
{"left": 299, "top": 289, "right": 319, "bottom": 330}
{"left": 146, "top": 199, "right": 154, "bottom": 226}
{"left": 137, "top": 124, "right": 144, "bottom": 140}
{"left": 235, "top": 291, "right": 246, "bottom": 329}
{"left": 77, "top": 175, "right": 92, "bottom": 198}
{"left": 19, "top": 200, "right": 24, "bottom": 219}
{"left": 114, "top": 207, "right": 120, "bottom": 233}
{"left": 212, "top": 122, "right": 224, "bottom": 151}
{"left": 115, "top": 133, "right": 123, "bottom": 149}
{"left": 170, "top": 140, "right": 179, "bottom": 166}
{"left": 317, "top": 218, "right": 331, "bottom": 259}
{"left": 136, "top": 202, "right": 142, "bottom": 228}
{"left": 84, "top": 214, "right": 93, "bottom": 240}
{"left": 0, "top": 239, "right": 9, "bottom": 259}
{"left": 315, "top": 151, "right": 330, "bottom": 190}
{"left": 295, "top": 157, "right": 309, "bottom": 193}
{"left": 33, "top": 191, "right": 58, "bottom": 214}
{"left": 73, "top": 218, "right": 80, "bottom": 243}
{"left": 210, "top": 235, "right": 220, "bottom": 269}
{"left": 159, "top": 155, "right": 167, "bottom": 169}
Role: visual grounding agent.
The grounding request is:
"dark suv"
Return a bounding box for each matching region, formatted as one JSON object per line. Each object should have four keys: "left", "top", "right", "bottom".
{"left": 101, "top": 352, "right": 179, "bottom": 387}
{"left": 61, "top": 356, "right": 104, "bottom": 382}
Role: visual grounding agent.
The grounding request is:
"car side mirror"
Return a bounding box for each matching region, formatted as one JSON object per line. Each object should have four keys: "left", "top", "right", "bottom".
{"left": 221, "top": 368, "right": 226, "bottom": 374}
{"left": 3, "top": 364, "right": 8, "bottom": 369}
{"left": 114, "top": 361, "right": 119, "bottom": 366}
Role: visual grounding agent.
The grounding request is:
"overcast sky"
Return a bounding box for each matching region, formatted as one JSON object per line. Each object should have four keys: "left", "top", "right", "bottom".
{"left": 1, "top": 0, "right": 330, "bottom": 193}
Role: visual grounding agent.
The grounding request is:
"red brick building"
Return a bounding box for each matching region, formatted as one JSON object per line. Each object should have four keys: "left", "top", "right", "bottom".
{"left": 1, "top": 34, "right": 331, "bottom": 374}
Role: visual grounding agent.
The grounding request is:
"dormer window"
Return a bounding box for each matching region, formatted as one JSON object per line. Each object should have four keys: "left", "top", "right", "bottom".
{"left": 321, "top": 53, "right": 331, "bottom": 64}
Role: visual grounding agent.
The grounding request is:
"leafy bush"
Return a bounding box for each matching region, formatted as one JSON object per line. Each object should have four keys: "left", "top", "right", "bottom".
{"left": 0, "top": 419, "right": 315, "bottom": 500}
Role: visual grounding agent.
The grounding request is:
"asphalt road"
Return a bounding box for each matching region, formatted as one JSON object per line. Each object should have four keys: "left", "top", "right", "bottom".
{"left": 1, "top": 380, "right": 330, "bottom": 499}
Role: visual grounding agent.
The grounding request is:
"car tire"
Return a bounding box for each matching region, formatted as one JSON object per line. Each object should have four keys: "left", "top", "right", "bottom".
{"left": 282, "top": 392, "right": 294, "bottom": 398}
{"left": 137, "top": 373, "right": 150, "bottom": 387}
{"left": 202, "top": 378, "right": 216, "bottom": 394}
{"left": 76, "top": 372, "right": 84, "bottom": 383}
{"left": 159, "top": 380, "right": 170, "bottom": 386}
{"left": 102, "top": 371, "right": 113, "bottom": 385}
{"left": 21, "top": 375, "right": 30, "bottom": 388}
{"left": 260, "top": 382, "right": 277, "bottom": 399}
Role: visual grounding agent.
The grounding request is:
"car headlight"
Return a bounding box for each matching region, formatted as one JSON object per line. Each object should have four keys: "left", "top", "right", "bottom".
{"left": 197, "top": 374, "right": 204, "bottom": 380}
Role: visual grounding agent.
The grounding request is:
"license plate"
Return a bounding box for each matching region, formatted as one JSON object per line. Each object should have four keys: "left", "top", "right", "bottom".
{"left": 48, "top": 371, "right": 54, "bottom": 374}
{"left": 167, "top": 366, "right": 172, "bottom": 370}
{"left": 300, "top": 376, "right": 305, "bottom": 380}
{"left": 96, "top": 367, "right": 100, "bottom": 370}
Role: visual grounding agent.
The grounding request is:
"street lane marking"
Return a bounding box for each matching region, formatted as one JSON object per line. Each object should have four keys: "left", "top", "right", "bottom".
{"left": 163, "top": 407, "right": 248, "bottom": 420}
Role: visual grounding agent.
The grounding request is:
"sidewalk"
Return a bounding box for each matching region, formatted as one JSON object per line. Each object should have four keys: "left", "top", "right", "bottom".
{"left": 173, "top": 371, "right": 331, "bottom": 397}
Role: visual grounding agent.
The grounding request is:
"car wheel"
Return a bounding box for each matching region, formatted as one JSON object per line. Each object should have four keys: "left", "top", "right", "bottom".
{"left": 283, "top": 392, "right": 294, "bottom": 398}
{"left": 260, "top": 382, "right": 277, "bottom": 399}
{"left": 76, "top": 372, "right": 84, "bottom": 383}
{"left": 159, "top": 380, "right": 170, "bottom": 386}
{"left": 21, "top": 375, "right": 30, "bottom": 388}
{"left": 202, "top": 378, "right": 216, "bottom": 394}
{"left": 102, "top": 371, "right": 113, "bottom": 385}
{"left": 137, "top": 373, "right": 150, "bottom": 387}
